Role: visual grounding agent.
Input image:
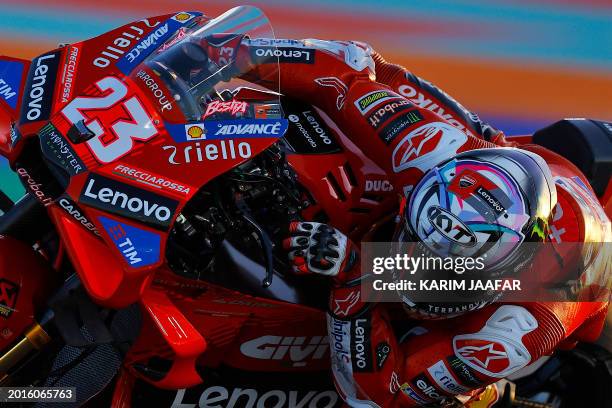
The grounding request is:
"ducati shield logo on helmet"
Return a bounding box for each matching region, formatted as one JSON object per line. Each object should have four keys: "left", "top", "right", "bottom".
{"left": 459, "top": 174, "right": 476, "bottom": 188}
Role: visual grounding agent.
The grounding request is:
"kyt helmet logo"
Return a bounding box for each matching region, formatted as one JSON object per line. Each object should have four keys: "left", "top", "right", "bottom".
{"left": 426, "top": 206, "right": 476, "bottom": 246}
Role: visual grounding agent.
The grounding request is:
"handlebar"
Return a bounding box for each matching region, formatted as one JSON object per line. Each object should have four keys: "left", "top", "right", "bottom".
{"left": 0, "top": 194, "right": 52, "bottom": 244}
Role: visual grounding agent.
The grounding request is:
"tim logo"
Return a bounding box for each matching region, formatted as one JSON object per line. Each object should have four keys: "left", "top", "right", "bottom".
{"left": 0, "top": 279, "right": 19, "bottom": 318}
{"left": 107, "top": 224, "right": 127, "bottom": 241}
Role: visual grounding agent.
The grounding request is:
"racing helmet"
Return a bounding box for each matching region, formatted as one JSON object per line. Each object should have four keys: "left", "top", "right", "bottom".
{"left": 394, "top": 147, "right": 557, "bottom": 318}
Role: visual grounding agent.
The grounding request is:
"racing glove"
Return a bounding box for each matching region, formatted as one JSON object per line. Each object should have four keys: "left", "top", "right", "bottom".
{"left": 283, "top": 221, "right": 357, "bottom": 277}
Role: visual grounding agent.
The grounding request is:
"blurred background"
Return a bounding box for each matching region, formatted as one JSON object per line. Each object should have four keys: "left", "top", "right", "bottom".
{"left": 0, "top": 0, "right": 611, "bottom": 200}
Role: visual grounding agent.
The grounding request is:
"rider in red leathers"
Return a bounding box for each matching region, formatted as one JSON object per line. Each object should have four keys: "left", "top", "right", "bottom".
{"left": 1, "top": 9, "right": 609, "bottom": 406}
{"left": 172, "top": 34, "right": 611, "bottom": 406}
{"left": 244, "top": 39, "right": 611, "bottom": 406}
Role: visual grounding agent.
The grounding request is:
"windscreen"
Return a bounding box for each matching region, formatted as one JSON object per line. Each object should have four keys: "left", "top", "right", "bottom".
{"left": 133, "top": 6, "right": 282, "bottom": 122}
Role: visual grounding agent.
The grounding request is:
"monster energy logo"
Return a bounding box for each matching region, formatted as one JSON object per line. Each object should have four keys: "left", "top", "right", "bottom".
{"left": 378, "top": 110, "right": 425, "bottom": 144}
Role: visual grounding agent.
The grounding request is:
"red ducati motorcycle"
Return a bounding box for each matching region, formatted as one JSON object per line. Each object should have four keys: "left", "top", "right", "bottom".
{"left": 0, "top": 6, "right": 610, "bottom": 408}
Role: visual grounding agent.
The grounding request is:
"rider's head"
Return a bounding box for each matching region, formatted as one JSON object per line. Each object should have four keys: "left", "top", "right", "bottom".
{"left": 394, "top": 148, "right": 557, "bottom": 319}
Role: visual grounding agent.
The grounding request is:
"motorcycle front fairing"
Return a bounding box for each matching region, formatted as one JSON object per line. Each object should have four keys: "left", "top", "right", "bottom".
{"left": 125, "top": 8, "right": 288, "bottom": 388}
{"left": 24, "top": 6, "right": 282, "bottom": 303}
{"left": 0, "top": 4, "right": 286, "bottom": 389}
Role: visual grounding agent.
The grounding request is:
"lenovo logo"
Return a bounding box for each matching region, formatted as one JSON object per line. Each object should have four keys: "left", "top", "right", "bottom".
{"left": 351, "top": 318, "right": 372, "bottom": 372}
{"left": 21, "top": 51, "right": 60, "bottom": 123}
{"left": 80, "top": 174, "right": 178, "bottom": 230}
{"left": 170, "top": 386, "right": 340, "bottom": 408}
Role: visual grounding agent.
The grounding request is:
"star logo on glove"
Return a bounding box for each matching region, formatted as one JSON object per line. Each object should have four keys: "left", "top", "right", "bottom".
{"left": 454, "top": 339, "right": 510, "bottom": 373}
{"left": 392, "top": 122, "right": 467, "bottom": 173}
{"left": 393, "top": 126, "right": 442, "bottom": 170}
{"left": 333, "top": 289, "right": 360, "bottom": 317}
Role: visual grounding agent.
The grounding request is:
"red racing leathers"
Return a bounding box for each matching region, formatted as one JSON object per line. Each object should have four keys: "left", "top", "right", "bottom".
{"left": 243, "top": 39, "right": 611, "bottom": 406}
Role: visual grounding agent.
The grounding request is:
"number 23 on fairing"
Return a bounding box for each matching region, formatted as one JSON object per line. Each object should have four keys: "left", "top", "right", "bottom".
{"left": 61, "top": 76, "right": 158, "bottom": 163}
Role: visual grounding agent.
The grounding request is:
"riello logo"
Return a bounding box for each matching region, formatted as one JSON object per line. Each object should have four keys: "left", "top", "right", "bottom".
{"left": 80, "top": 174, "right": 178, "bottom": 230}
